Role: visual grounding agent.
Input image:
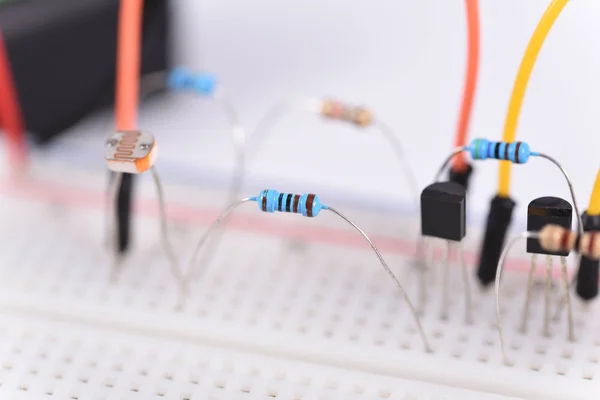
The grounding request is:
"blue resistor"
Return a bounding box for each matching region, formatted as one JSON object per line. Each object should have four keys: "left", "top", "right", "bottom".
{"left": 167, "top": 67, "right": 217, "bottom": 96}
{"left": 467, "top": 139, "right": 539, "bottom": 164}
{"left": 250, "top": 190, "right": 328, "bottom": 218}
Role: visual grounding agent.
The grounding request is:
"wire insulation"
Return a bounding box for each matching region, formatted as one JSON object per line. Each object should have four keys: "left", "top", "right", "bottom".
{"left": 116, "top": 0, "right": 144, "bottom": 130}
{"left": 0, "top": 29, "right": 27, "bottom": 169}
{"left": 498, "top": 0, "right": 568, "bottom": 197}
{"left": 452, "top": 0, "right": 480, "bottom": 173}
{"left": 588, "top": 169, "right": 600, "bottom": 216}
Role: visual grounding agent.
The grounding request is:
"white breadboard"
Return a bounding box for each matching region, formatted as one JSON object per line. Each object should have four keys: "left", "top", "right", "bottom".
{"left": 0, "top": 164, "right": 599, "bottom": 400}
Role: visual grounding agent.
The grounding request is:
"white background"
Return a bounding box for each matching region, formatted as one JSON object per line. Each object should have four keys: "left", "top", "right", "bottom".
{"left": 51, "top": 0, "right": 600, "bottom": 224}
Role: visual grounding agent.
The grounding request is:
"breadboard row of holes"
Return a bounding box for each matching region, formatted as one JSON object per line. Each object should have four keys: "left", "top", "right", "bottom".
{"left": 0, "top": 313, "right": 520, "bottom": 400}
{"left": 0, "top": 171, "right": 598, "bottom": 399}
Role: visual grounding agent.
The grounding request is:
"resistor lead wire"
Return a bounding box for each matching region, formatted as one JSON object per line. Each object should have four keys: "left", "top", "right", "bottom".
{"left": 105, "top": 69, "right": 246, "bottom": 258}
{"left": 248, "top": 98, "right": 419, "bottom": 211}
{"left": 494, "top": 224, "right": 600, "bottom": 362}
{"left": 434, "top": 141, "right": 583, "bottom": 240}
{"left": 186, "top": 190, "right": 432, "bottom": 352}
{"left": 494, "top": 230, "right": 539, "bottom": 365}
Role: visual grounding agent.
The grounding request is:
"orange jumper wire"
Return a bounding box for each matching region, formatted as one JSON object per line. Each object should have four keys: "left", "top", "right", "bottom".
{"left": 0, "top": 29, "right": 27, "bottom": 169}
{"left": 115, "top": 0, "right": 144, "bottom": 131}
{"left": 451, "top": 0, "right": 480, "bottom": 173}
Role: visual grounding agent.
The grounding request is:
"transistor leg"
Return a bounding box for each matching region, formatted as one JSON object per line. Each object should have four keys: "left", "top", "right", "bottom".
{"left": 560, "top": 256, "right": 574, "bottom": 341}
{"left": 520, "top": 254, "right": 537, "bottom": 334}
{"left": 457, "top": 242, "right": 472, "bottom": 324}
{"left": 440, "top": 242, "right": 450, "bottom": 320}
{"left": 418, "top": 237, "right": 433, "bottom": 315}
{"left": 543, "top": 255, "right": 553, "bottom": 337}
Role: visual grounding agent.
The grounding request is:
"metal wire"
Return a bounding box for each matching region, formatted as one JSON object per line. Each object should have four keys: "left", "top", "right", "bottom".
{"left": 186, "top": 198, "right": 254, "bottom": 283}
{"left": 326, "top": 206, "right": 431, "bottom": 352}
{"left": 559, "top": 255, "right": 574, "bottom": 341}
{"left": 457, "top": 242, "right": 472, "bottom": 324}
{"left": 495, "top": 230, "right": 538, "bottom": 365}
{"left": 247, "top": 98, "right": 322, "bottom": 158}
{"left": 248, "top": 98, "right": 420, "bottom": 211}
{"left": 536, "top": 153, "right": 583, "bottom": 239}
{"left": 543, "top": 255, "right": 553, "bottom": 337}
{"left": 434, "top": 147, "right": 468, "bottom": 182}
{"left": 150, "top": 166, "right": 183, "bottom": 289}
{"left": 373, "top": 119, "right": 420, "bottom": 211}
{"left": 105, "top": 72, "right": 246, "bottom": 282}
{"left": 520, "top": 254, "right": 537, "bottom": 333}
{"left": 185, "top": 197, "right": 432, "bottom": 352}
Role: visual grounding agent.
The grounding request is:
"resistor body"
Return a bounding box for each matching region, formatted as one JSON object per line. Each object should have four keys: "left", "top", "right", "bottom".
{"left": 321, "top": 99, "right": 373, "bottom": 127}
{"left": 168, "top": 67, "right": 217, "bottom": 96}
{"left": 467, "top": 139, "right": 537, "bottom": 164}
{"left": 253, "top": 190, "right": 327, "bottom": 218}
{"left": 538, "top": 225, "right": 600, "bottom": 259}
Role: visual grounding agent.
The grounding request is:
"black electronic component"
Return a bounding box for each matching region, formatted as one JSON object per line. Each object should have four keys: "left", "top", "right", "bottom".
{"left": 526, "top": 196, "right": 572, "bottom": 256}
{"left": 0, "top": 0, "right": 169, "bottom": 143}
{"left": 576, "top": 212, "right": 600, "bottom": 301}
{"left": 448, "top": 163, "right": 474, "bottom": 191}
{"left": 420, "top": 181, "right": 466, "bottom": 242}
{"left": 116, "top": 173, "right": 134, "bottom": 253}
{"left": 477, "top": 195, "right": 516, "bottom": 286}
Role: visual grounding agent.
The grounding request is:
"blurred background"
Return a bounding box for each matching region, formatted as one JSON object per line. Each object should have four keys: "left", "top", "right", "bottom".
{"left": 1, "top": 0, "right": 600, "bottom": 228}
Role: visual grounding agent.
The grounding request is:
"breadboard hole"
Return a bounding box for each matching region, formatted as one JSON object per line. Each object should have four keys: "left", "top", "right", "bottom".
{"left": 0, "top": 180, "right": 599, "bottom": 399}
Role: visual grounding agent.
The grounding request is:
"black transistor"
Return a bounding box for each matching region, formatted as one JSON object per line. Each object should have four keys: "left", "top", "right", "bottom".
{"left": 420, "top": 181, "right": 471, "bottom": 322}
{"left": 527, "top": 197, "right": 573, "bottom": 256}
{"left": 521, "top": 196, "right": 573, "bottom": 338}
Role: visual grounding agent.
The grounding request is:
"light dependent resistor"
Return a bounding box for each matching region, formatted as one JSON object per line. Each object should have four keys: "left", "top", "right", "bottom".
{"left": 321, "top": 99, "right": 373, "bottom": 127}
{"left": 467, "top": 138, "right": 538, "bottom": 164}
{"left": 105, "top": 130, "right": 158, "bottom": 174}
{"left": 167, "top": 67, "right": 217, "bottom": 96}
{"left": 252, "top": 189, "right": 327, "bottom": 217}
{"left": 538, "top": 225, "right": 600, "bottom": 259}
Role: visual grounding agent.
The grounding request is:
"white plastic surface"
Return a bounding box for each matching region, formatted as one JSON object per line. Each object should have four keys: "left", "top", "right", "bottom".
{"left": 0, "top": 165, "right": 599, "bottom": 399}
{"left": 0, "top": 313, "right": 523, "bottom": 400}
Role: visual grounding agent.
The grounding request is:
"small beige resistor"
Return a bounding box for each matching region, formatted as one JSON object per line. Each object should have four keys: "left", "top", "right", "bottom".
{"left": 104, "top": 130, "right": 158, "bottom": 174}
{"left": 538, "top": 224, "right": 600, "bottom": 259}
{"left": 321, "top": 98, "right": 373, "bottom": 127}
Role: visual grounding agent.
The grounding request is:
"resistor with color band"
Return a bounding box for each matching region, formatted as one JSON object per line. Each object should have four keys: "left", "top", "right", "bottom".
{"left": 321, "top": 99, "right": 373, "bottom": 127}
{"left": 252, "top": 189, "right": 327, "bottom": 217}
{"left": 187, "top": 188, "right": 431, "bottom": 352}
{"left": 168, "top": 67, "right": 217, "bottom": 96}
{"left": 538, "top": 225, "right": 600, "bottom": 260}
{"left": 466, "top": 139, "right": 538, "bottom": 163}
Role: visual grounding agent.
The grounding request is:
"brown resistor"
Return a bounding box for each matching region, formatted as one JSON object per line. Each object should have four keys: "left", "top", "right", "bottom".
{"left": 321, "top": 99, "right": 373, "bottom": 127}
{"left": 538, "top": 224, "right": 600, "bottom": 259}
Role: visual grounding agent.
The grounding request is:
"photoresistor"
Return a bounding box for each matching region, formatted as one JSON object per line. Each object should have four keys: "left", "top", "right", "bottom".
{"left": 104, "top": 130, "right": 182, "bottom": 289}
